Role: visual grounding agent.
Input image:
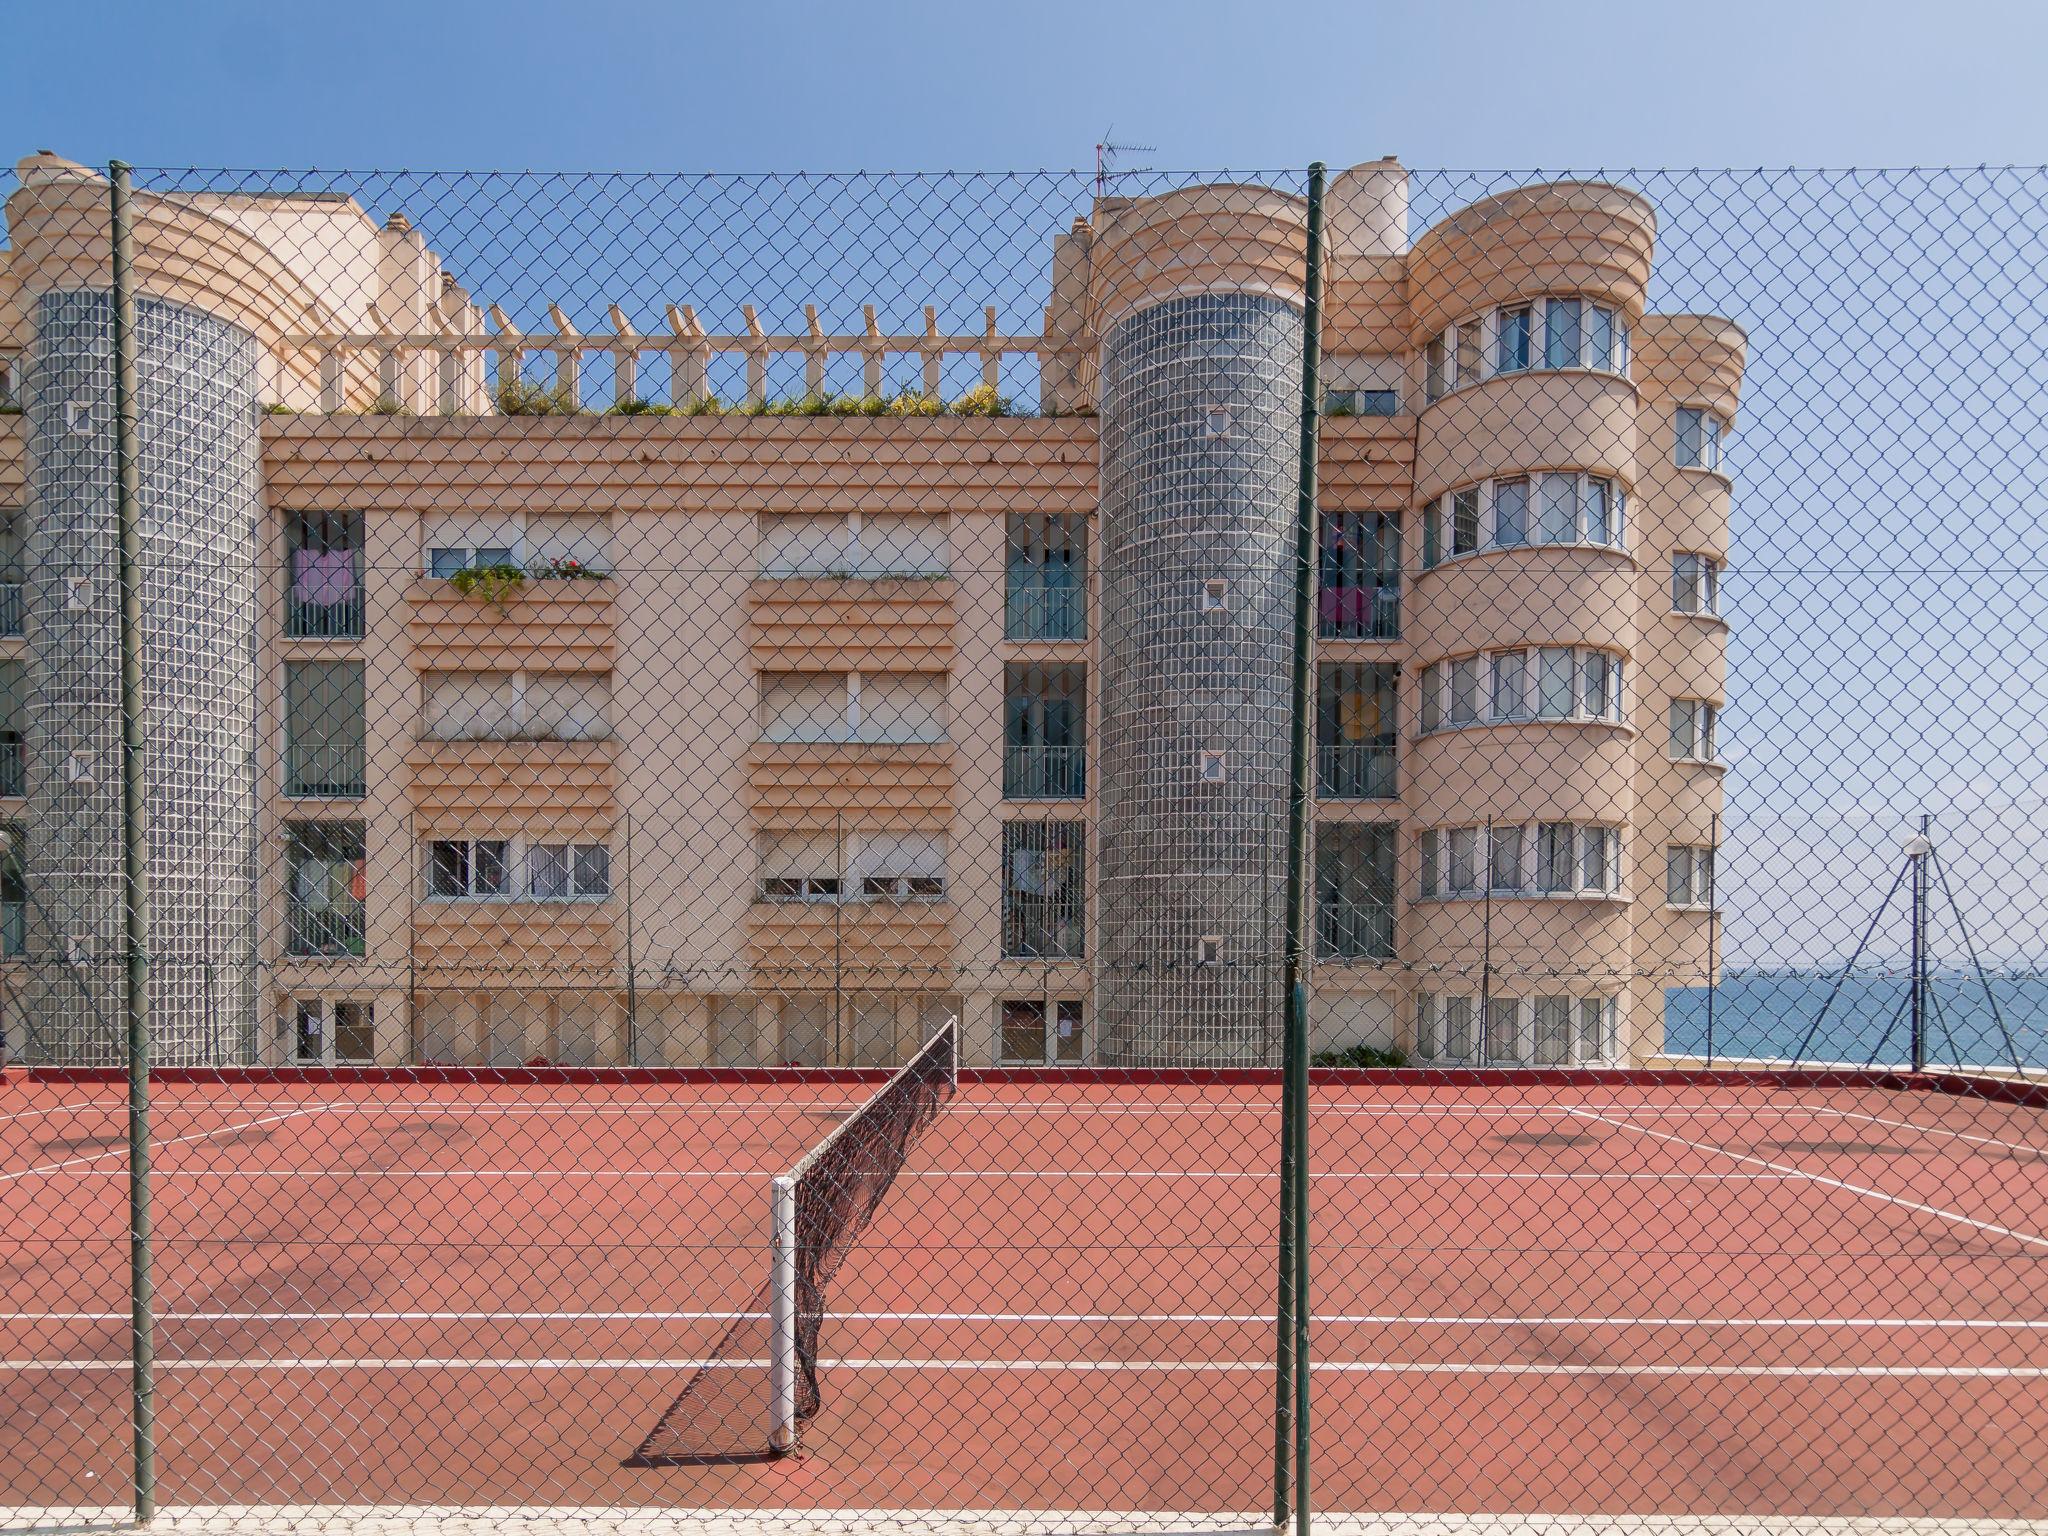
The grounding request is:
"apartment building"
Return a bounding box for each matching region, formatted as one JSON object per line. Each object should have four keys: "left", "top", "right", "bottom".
{"left": 0, "top": 153, "right": 1742, "bottom": 1069}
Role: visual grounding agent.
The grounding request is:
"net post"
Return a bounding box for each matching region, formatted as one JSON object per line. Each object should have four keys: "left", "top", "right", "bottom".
{"left": 769, "top": 1172, "right": 799, "bottom": 1453}
{"left": 110, "top": 158, "right": 156, "bottom": 1528}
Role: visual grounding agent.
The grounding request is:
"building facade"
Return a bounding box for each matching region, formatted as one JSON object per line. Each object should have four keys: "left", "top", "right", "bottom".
{"left": 0, "top": 153, "right": 1743, "bottom": 1069}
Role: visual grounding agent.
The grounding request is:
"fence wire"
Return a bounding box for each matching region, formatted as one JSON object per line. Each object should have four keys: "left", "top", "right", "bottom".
{"left": 1, "top": 155, "right": 2046, "bottom": 1533}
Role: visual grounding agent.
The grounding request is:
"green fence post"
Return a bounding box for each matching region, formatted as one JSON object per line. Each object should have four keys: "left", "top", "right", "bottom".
{"left": 109, "top": 159, "right": 156, "bottom": 1525}
{"left": 1276, "top": 159, "right": 1327, "bottom": 1536}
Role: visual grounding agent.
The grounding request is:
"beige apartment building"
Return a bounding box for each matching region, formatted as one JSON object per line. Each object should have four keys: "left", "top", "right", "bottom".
{"left": 0, "top": 153, "right": 1742, "bottom": 1070}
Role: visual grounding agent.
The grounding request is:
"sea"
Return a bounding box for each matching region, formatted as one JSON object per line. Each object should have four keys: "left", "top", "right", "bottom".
{"left": 1663, "top": 970, "right": 2048, "bottom": 1069}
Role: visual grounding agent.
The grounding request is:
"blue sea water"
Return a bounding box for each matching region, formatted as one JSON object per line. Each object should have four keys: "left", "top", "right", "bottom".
{"left": 1663, "top": 971, "right": 2048, "bottom": 1069}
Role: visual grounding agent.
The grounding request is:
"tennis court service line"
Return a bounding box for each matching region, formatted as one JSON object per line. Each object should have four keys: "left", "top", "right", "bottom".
{"left": 126, "top": 1166, "right": 1808, "bottom": 1183}
{"left": 0, "top": 1104, "right": 341, "bottom": 1184}
{"left": 1570, "top": 1108, "right": 2048, "bottom": 1252}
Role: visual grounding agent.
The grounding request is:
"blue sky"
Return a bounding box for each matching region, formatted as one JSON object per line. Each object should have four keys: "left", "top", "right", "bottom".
{"left": 3, "top": 0, "right": 2047, "bottom": 172}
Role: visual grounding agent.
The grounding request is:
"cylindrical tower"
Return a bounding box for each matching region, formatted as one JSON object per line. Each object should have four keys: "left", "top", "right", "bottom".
{"left": 1090, "top": 185, "right": 1308, "bottom": 1067}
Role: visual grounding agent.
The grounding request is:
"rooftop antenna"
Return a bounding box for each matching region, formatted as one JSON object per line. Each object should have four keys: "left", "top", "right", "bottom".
{"left": 1096, "top": 127, "right": 1157, "bottom": 198}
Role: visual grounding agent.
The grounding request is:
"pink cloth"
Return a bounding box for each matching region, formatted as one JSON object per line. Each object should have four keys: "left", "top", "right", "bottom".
{"left": 293, "top": 549, "right": 356, "bottom": 605}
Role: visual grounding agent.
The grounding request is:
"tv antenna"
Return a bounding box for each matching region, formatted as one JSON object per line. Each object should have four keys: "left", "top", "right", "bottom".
{"left": 1096, "top": 128, "right": 1157, "bottom": 197}
{"left": 1792, "top": 814, "right": 2023, "bottom": 1073}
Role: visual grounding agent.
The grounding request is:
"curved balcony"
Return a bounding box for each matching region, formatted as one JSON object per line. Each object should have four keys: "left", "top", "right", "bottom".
{"left": 1416, "top": 369, "right": 1638, "bottom": 499}
{"left": 1408, "top": 550, "right": 1639, "bottom": 658}
{"left": 1406, "top": 725, "right": 1637, "bottom": 829}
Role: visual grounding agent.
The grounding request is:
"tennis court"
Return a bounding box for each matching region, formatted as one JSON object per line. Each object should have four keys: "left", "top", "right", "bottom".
{"left": 5, "top": 1065, "right": 2047, "bottom": 1520}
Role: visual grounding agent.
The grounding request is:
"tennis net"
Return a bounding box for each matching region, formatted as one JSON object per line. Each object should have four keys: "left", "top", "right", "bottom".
{"left": 633, "top": 1017, "right": 959, "bottom": 1462}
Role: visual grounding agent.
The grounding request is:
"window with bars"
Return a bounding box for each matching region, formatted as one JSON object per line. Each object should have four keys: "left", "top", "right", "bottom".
{"left": 285, "top": 661, "right": 365, "bottom": 798}
{"left": 1001, "top": 821, "right": 1085, "bottom": 959}
{"left": 285, "top": 510, "right": 363, "bottom": 639}
{"left": 1315, "top": 662, "right": 1397, "bottom": 798}
{"left": 1315, "top": 823, "right": 1396, "bottom": 961}
{"left": 286, "top": 821, "right": 366, "bottom": 957}
{"left": 1318, "top": 511, "right": 1401, "bottom": 638}
{"left": 1004, "top": 663, "right": 1085, "bottom": 798}
{"left": 1005, "top": 512, "right": 1087, "bottom": 640}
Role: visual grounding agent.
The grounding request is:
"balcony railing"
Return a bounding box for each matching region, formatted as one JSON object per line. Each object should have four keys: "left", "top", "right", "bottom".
{"left": 0, "top": 739, "right": 22, "bottom": 799}
{"left": 0, "top": 581, "right": 21, "bottom": 638}
{"left": 287, "top": 592, "right": 365, "bottom": 640}
{"left": 1318, "top": 585, "right": 1400, "bottom": 640}
{"left": 1005, "top": 581, "right": 1086, "bottom": 641}
{"left": 1003, "top": 744, "right": 1085, "bottom": 800}
{"left": 285, "top": 744, "right": 366, "bottom": 799}
{"left": 1315, "top": 742, "right": 1396, "bottom": 800}
{"left": 1316, "top": 898, "right": 1394, "bottom": 962}
{"left": 1001, "top": 905, "right": 1085, "bottom": 960}
{"left": 287, "top": 900, "right": 366, "bottom": 958}
{"left": 2, "top": 900, "right": 23, "bottom": 958}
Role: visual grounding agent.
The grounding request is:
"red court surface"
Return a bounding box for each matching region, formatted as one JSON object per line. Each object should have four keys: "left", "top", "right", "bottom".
{"left": 5, "top": 1071, "right": 2047, "bottom": 1519}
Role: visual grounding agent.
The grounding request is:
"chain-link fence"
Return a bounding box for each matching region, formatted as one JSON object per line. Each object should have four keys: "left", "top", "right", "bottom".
{"left": 2, "top": 153, "right": 2045, "bottom": 1533}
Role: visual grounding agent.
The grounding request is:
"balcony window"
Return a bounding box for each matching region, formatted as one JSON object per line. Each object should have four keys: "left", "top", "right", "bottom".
{"left": 286, "top": 511, "right": 363, "bottom": 639}
{"left": 760, "top": 671, "right": 947, "bottom": 745}
{"left": 285, "top": 660, "right": 365, "bottom": 797}
{"left": 1000, "top": 998, "right": 1086, "bottom": 1065}
{"left": 1315, "top": 823, "right": 1395, "bottom": 961}
{"left": 1495, "top": 305, "right": 1533, "bottom": 374}
{"left": 1667, "top": 844, "right": 1715, "bottom": 908}
{"left": 1672, "top": 553, "right": 1721, "bottom": 616}
{"left": 1420, "top": 648, "right": 1623, "bottom": 733}
{"left": 1001, "top": 821, "right": 1085, "bottom": 959}
{"left": 1669, "top": 699, "right": 1720, "bottom": 763}
{"left": 1318, "top": 511, "right": 1400, "bottom": 639}
{"left": 1425, "top": 299, "right": 1630, "bottom": 404}
{"left": 2, "top": 822, "right": 24, "bottom": 958}
{"left": 286, "top": 821, "right": 366, "bottom": 957}
{"left": 1006, "top": 513, "right": 1086, "bottom": 640}
{"left": 1675, "top": 407, "right": 1725, "bottom": 471}
{"left": 423, "top": 671, "right": 611, "bottom": 742}
{"left": 0, "top": 661, "right": 22, "bottom": 797}
{"left": 1004, "top": 663, "right": 1085, "bottom": 799}
{"left": 1419, "top": 823, "right": 1623, "bottom": 900}
{"left": 758, "top": 511, "right": 949, "bottom": 579}
{"left": 1421, "top": 473, "right": 1627, "bottom": 568}
{"left": 0, "top": 507, "right": 21, "bottom": 638}
{"left": 1544, "top": 299, "right": 1583, "bottom": 370}
{"left": 1316, "top": 662, "right": 1396, "bottom": 799}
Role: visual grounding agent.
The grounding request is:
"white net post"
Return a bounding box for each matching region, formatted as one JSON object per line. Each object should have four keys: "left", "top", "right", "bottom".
{"left": 768, "top": 1172, "right": 798, "bottom": 1452}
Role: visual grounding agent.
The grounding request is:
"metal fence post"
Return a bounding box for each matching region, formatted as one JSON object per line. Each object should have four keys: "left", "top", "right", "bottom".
{"left": 1276, "top": 159, "right": 1326, "bottom": 1536}
{"left": 109, "top": 159, "right": 156, "bottom": 1525}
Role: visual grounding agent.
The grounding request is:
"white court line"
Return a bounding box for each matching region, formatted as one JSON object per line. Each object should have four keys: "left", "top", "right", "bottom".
{"left": 0, "top": 1105, "right": 340, "bottom": 1184}
{"left": 117, "top": 1167, "right": 1805, "bottom": 1183}
{"left": 6, "top": 1308, "right": 2046, "bottom": 1329}
{"left": 1571, "top": 1109, "right": 2048, "bottom": 1253}
{"left": 1816, "top": 1106, "right": 2048, "bottom": 1159}
{"left": 8, "top": 1355, "right": 2047, "bottom": 1379}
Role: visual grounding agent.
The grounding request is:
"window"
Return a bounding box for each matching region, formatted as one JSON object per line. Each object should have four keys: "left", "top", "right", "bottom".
{"left": 286, "top": 822, "right": 366, "bottom": 956}
{"left": 756, "top": 830, "right": 946, "bottom": 903}
{"left": 1420, "top": 823, "right": 1623, "bottom": 899}
{"left": 289, "top": 999, "right": 375, "bottom": 1066}
{"left": 1544, "top": 299, "right": 1582, "bottom": 369}
{"left": 424, "top": 512, "right": 608, "bottom": 578}
{"left": 1424, "top": 334, "right": 1446, "bottom": 402}
{"left": 1421, "top": 474, "right": 1627, "bottom": 567}
{"left": 1674, "top": 407, "right": 1725, "bottom": 471}
{"left": 423, "top": 671, "right": 611, "bottom": 742}
{"left": 1416, "top": 994, "right": 1617, "bottom": 1066}
{"left": 1667, "top": 844, "right": 1715, "bottom": 908}
{"left": 427, "top": 838, "right": 510, "bottom": 899}
{"left": 1669, "top": 699, "right": 1719, "bottom": 763}
{"left": 286, "top": 511, "right": 363, "bottom": 639}
{"left": 1001, "top": 821, "right": 1085, "bottom": 958}
{"left": 1319, "top": 511, "right": 1400, "bottom": 638}
{"left": 1495, "top": 305, "right": 1532, "bottom": 374}
{"left": 1316, "top": 663, "right": 1397, "bottom": 799}
{"left": 758, "top": 511, "right": 949, "bottom": 579}
{"left": 1486, "top": 998, "right": 1525, "bottom": 1064}
{"left": 1672, "top": 553, "right": 1721, "bottom": 616}
{"left": 0, "top": 508, "right": 22, "bottom": 639}
{"left": 1004, "top": 664, "right": 1085, "bottom": 798}
{"left": 2, "top": 822, "right": 26, "bottom": 958}
{"left": 1001, "top": 998, "right": 1086, "bottom": 1065}
{"left": 760, "top": 671, "right": 947, "bottom": 745}
{"left": 1316, "top": 823, "right": 1395, "bottom": 960}
{"left": 1325, "top": 388, "right": 1399, "bottom": 417}
{"left": 527, "top": 843, "right": 611, "bottom": 899}
{"left": 1006, "top": 512, "right": 1086, "bottom": 640}
{"left": 1419, "top": 648, "right": 1624, "bottom": 731}
{"left": 0, "top": 661, "right": 22, "bottom": 797}
{"left": 285, "top": 661, "right": 365, "bottom": 798}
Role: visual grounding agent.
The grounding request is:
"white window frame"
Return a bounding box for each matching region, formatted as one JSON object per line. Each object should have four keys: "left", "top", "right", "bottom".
{"left": 1418, "top": 647, "right": 1625, "bottom": 732}
{"left": 1424, "top": 297, "right": 1632, "bottom": 405}
{"left": 1672, "top": 552, "right": 1722, "bottom": 617}
{"left": 1419, "top": 824, "right": 1624, "bottom": 901}
{"left": 756, "top": 830, "right": 948, "bottom": 905}
{"left": 285, "top": 997, "right": 376, "bottom": 1067}
{"left": 1421, "top": 473, "right": 1627, "bottom": 569}
{"left": 1669, "top": 699, "right": 1720, "bottom": 763}
{"left": 1416, "top": 993, "right": 1618, "bottom": 1067}
{"left": 424, "top": 837, "right": 611, "bottom": 902}
{"left": 1674, "top": 407, "right": 1726, "bottom": 472}
{"left": 1666, "top": 844, "right": 1716, "bottom": 909}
